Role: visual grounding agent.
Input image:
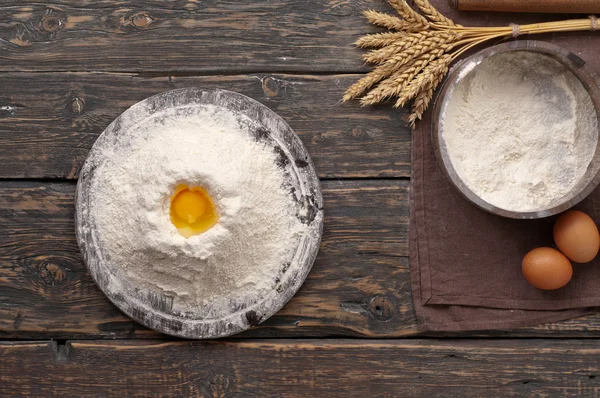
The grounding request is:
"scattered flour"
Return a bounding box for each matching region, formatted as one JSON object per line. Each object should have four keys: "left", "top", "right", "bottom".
{"left": 442, "top": 51, "right": 598, "bottom": 212}
{"left": 89, "top": 104, "right": 305, "bottom": 314}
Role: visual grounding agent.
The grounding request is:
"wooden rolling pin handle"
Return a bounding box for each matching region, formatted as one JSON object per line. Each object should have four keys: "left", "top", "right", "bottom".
{"left": 449, "top": 0, "right": 600, "bottom": 13}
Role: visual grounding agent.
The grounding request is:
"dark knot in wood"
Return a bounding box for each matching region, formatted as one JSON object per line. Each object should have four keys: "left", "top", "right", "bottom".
{"left": 39, "top": 261, "right": 68, "bottom": 286}
{"left": 132, "top": 13, "right": 154, "bottom": 28}
{"left": 369, "top": 295, "right": 395, "bottom": 321}
{"left": 71, "top": 98, "right": 85, "bottom": 115}
{"left": 40, "top": 15, "right": 61, "bottom": 33}
{"left": 262, "top": 77, "right": 279, "bottom": 97}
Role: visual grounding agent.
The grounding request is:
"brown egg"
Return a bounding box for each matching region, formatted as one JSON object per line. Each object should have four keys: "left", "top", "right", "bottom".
{"left": 554, "top": 210, "right": 600, "bottom": 263}
{"left": 522, "top": 247, "right": 572, "bottom": 290}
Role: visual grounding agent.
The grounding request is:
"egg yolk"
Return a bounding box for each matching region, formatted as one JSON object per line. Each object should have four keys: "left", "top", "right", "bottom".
{"left": 170, "top": 185, "right": 218, "bottom": 238}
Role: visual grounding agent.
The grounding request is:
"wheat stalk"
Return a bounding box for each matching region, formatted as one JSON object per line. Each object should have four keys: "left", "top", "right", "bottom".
{"left": 394, "top": 55, "right": 451, "bottom": 108}
{"left": 408, "top": 62, "right": 449, "bottom": 127}
{"left": 388, "top": 0, "right": 429, "bottom": 26}
{"left": 363, "top": 10, "right": 421, "bottom": 31}
{"left": 344, "top": 0, "right": 599, "bottom": 128}
{"left": 413, "top": 0, "right": 458, "bottom": 27}
{"left": 360, "top": 48, "right": 445, "bottom": 105}
{"left": 345, "top": 32, "right": 456, "bottom": 101}
{"left": 409, "top": 84, "right": 435, "bottom": 127}
{"left": 362, "top": 31, "right": 456, "bottom": 64}
{"left": 355, "top": 32, "right": 409, "bottom": 48}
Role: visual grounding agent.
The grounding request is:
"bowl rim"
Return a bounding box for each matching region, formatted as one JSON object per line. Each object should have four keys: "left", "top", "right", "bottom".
{"left": 431, "top": 40, "right": 600, "bottom": 219}
{"left": 75, "top": 88, "right": 324, "bottom": 339}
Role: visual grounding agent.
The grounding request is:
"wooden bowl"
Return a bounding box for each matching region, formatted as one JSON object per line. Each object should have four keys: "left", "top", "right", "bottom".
{"left": 75, "top": 88, "right": 323, "bottom": 338}
{"left": 432, "top": 41, "right": 600, "bottom": 219}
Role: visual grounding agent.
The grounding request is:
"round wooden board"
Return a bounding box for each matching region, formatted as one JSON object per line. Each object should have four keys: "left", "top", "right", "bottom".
{"left": 75, "top": 88, "right": 323, "bottom": 339}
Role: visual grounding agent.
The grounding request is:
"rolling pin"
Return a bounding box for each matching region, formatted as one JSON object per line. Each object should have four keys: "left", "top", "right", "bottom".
{"left": 449, "top": 0, "right": 600, "bottom": 13}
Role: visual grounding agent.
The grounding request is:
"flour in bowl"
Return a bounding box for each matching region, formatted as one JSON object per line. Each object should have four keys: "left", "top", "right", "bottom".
{"left": 442, "top": 51, "right": 599, "bottom": 212}
{"left": 88, "top": 104, "right": 306, "bottom": 314}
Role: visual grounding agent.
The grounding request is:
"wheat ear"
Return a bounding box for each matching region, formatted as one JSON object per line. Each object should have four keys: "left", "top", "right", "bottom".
{"left": 363, "top": 10, "right": 413, "bottom": 31}
{"left": 388, "top": 0, "right": 429, "bottom": 26}
{"left": 394, "top": 55, "right": 451, "bottom": 108}
{"left": 355, "top": 32, "right": 409, "bottom": 48}
{"left": 346, "top": 0, "right": 599, "bottom": 128}
{"left": 412, "top": 0, "right": 458, "bottom": 26}
{"left": 360, "top": 48, "right": 446, "bottom": 105}
{"left": 362, "top": 31, "right": 457, "bottom": 64}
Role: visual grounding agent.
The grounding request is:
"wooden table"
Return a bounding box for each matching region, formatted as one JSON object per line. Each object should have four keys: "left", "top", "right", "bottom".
{"left": 1, "top": 1, "right": 599, "bottom": 396}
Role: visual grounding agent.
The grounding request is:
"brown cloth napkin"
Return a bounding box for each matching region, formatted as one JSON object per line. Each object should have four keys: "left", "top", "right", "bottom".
{"left": 410, "top": 1, "right": 600, "bottom": 331}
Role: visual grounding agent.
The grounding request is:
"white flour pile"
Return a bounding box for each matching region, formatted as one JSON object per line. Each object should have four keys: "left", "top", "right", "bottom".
{"left": 442, "top": 51, "right": 598, "bottom": 212}
{"left": 89, "top": 104, "right": 305, "bottom": 313}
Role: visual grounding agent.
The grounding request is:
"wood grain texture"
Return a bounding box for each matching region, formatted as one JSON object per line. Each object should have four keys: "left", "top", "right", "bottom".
{"left": 0, "top": 72, "right": 409, "bottom": 179}
{"left": 5, "top": 180, "right": 600, "bottom": 338}
{"left": 0, "top": 0, "right": 383, "bottom": 73}
{"left": 0, "top": 180, "right": 409, "bottom": 339}
{"left": 2, "top": 339, "right": 600, "bottom": 397}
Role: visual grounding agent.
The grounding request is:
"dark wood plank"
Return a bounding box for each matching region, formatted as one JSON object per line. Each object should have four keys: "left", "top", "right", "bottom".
{"left": 0, "top": 1, "right": 383, "bottom": 73}
{"left": 0, "top": 72, "right": 409, "bottom": 179}
{"left": 2, "top": 339, "right": 600, "bottom": 396}
{"left": 5, "top": 180, "right": 600, "bottom": 338}
{"left": 0, "top": 180, "right": 410, "bottom": 339}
